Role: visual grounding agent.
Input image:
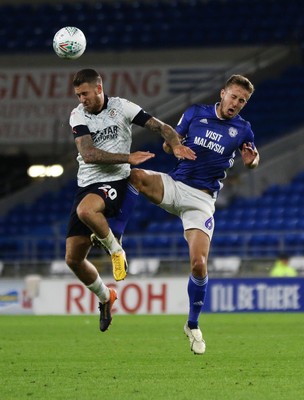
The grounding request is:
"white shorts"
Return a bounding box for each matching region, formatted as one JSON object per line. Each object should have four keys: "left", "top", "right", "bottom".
{"left": 159, "top": 173, "right": 216, "bottom": 240}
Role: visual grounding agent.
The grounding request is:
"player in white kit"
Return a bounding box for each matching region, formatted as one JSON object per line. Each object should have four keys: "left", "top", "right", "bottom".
{"left": 65, "top": 69, "right": 195, "bottom": 332}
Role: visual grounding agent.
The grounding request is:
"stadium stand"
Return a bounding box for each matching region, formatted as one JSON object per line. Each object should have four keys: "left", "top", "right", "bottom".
{"left": 1, "top": 162, "right": 304, "bottom": 264}
{"left": 0, "top": 0, "right": 304, "bottom": 53}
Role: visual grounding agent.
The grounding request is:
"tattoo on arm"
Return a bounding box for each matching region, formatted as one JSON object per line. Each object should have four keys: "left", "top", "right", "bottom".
{"left": 75, "top": 135, "right": 129, "bottom": 164}
{"left": 145, "top": 117, "right": 180, "bottom": 146}
{"left": 145, "top": 117, "right": 163, "bottom": 133}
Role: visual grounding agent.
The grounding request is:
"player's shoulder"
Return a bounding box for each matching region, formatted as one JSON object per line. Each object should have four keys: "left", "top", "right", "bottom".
{"left": 235, "top": 113, "right": 246, "bottom": 122}
{"left": 109, "top": 96, "right": 136, "bottom": 106}
{"left": 108, "top": 96, "right": 136, "bottom": 106}
{"left": 70, "top": 103, "right": 84, "bottom": 117}
{"left": 107, "top": 96, "right": 123, "bottom": 104}
{"left": 108, "top": 96, "right": 142, "bottom": 116}
{"left": 234, "top": 113, "right": 252, "bottom": 129}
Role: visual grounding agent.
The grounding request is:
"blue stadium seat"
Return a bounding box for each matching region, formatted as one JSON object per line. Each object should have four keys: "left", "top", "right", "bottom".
{"left": 248, "top": 234, "right": 280, "bottom": 257}
{"left": 284, "top": 233, "right": 304, "bottom": 256}
{"left": 1, "top": 0, "right": 304, "bottom": 54}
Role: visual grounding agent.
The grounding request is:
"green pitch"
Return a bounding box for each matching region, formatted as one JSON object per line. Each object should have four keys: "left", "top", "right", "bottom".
{"left": 0, "top": 313, "right": 303, "bottom": 400}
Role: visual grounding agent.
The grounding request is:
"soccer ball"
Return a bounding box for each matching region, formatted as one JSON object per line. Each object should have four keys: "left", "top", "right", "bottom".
{"left": 53, "top": 27, "right": 86, "bottom": 60}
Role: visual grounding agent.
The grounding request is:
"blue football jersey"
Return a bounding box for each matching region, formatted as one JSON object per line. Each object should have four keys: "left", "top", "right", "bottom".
{"left": 170, "top": 103, "right": 255, "bottom": 195}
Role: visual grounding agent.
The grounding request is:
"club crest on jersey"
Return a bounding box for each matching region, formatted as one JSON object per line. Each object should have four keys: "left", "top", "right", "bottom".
{"left": 205, "top": 217, "right": 214, "bottom": 230}
{"left": 228, "top": 127, "right": 238, "bottom": 137}
{"left": 109, "top": 108, "right": 117, "bottom": 118}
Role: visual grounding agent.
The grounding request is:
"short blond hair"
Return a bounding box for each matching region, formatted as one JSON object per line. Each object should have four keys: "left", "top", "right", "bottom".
{"left": 225, "top": 74, "right": 254, "bottom": 95}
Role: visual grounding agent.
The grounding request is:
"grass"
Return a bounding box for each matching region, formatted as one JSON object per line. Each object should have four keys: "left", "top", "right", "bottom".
{"left": 0, "top": 313, "right": 303, "bottom": 400}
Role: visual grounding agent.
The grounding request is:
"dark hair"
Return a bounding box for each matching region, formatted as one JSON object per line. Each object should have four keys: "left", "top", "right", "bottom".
{"left": 73, "top": 68, "right": 102, "bottom": 87}
{"left": 225, "top": 74, "right": 254, "bottom": 95}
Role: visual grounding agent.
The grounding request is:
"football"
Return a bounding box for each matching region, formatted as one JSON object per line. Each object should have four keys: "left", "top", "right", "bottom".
{"left": 53, "top": 27, "right": 86, "bottom": 60}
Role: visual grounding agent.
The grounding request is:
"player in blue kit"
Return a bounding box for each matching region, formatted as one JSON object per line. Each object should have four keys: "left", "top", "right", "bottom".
{"left": 129, "top": 74, "right": 259, "bottom": 354}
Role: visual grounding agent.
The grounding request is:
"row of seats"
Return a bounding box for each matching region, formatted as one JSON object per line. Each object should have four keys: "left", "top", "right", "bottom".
{"left": 1, "top": 0, "right": 304, "bottom": 53}
{"left": 5, "top": 159, "right": 304, "bottom": 238}
{"left": 1, "top": 230, "right": 303, "bottom": 260}
{"left": 1, "top": 168, "right": 304, "bottom": 261}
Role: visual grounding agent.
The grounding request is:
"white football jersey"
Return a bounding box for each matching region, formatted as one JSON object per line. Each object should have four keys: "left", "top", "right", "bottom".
{"left": 69, "top": 96, "right": 142, "bottom": 187}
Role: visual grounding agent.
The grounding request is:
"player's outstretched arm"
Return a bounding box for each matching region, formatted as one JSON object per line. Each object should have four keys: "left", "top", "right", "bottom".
{"left": 145, "top": 117, "right": 196, "bottom": 160}
{"left": 163, "top": 139, "right": 196, "bottom": 161}
{"left": 76, "top": 135, "right": 154, "bottom": 165}
{"left": 171, "top": 143, "right": 196, "bottom": 160}
{"left": 128, "top": 151, "right": 155, "bottom": 165}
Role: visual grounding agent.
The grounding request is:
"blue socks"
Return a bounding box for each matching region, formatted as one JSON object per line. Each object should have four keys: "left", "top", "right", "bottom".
{"left": 109, "top": 183, "right": 139, "bottom": 239}
{"left": 187, "top": 274, "right": 208, "bottom": 329}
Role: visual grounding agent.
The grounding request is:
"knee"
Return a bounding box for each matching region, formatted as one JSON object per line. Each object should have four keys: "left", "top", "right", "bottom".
{"left": 191, "top": 255, "right": 208, "bottom": 277}
{"left": 65, "top": 253, "right": 81, "bottom": 273}
{"left": 130, "top": 168, "right": 145, "bottom": 191}
{"left": 65, "top": 253, "right": 75, "bottom": 270}
{"left": 76, "top": 204, "right": 92, "bottom": 224}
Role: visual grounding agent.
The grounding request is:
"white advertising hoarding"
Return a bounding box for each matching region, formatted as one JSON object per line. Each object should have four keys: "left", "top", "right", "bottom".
{"left": 32, "top": 277, "right": 188, "bottom": 315}
{"left": 1, "top": 277, "right": 303, "bottom": 315}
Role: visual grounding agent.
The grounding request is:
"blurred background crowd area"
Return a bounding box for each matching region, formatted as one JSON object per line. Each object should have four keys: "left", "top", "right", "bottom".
{"left": 1, "top": 0, "right": 304, "bottom": 278}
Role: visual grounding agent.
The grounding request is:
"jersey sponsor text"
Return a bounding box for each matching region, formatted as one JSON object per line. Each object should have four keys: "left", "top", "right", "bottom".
{"left": 194, "top": 136, "right": 224, "bottom": 155}
{"left": 92, "top": 125, "right": 118, "bottom": 144}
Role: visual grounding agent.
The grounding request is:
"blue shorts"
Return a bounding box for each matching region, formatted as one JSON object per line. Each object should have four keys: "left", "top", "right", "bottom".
{"left": 66, "top": 179, "right": 128, "bottom": 238}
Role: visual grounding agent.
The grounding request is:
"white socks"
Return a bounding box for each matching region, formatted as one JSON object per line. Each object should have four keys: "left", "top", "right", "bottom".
{"left": 98, "top": 230, "right": 122, "bottom": 254}
{"left": 87, "top": 275, "right": 109, "bottom": 303}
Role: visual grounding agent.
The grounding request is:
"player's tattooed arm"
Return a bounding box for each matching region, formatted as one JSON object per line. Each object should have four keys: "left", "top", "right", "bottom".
{"left": 75, "top": 135, "right": 129, "bottom": 164}
{"left": 145, "top": 117, "right": 181, "bottom": 148}
{"left": 145, "top": 117, "right": 196, "bottom": 160}
{"left": 75, "top": 135, "right": 154, "bottom": 165}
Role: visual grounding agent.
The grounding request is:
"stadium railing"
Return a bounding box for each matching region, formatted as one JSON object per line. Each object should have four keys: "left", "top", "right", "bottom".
{"left": 0, "top": 231, "right": 303, "bottom": 278}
